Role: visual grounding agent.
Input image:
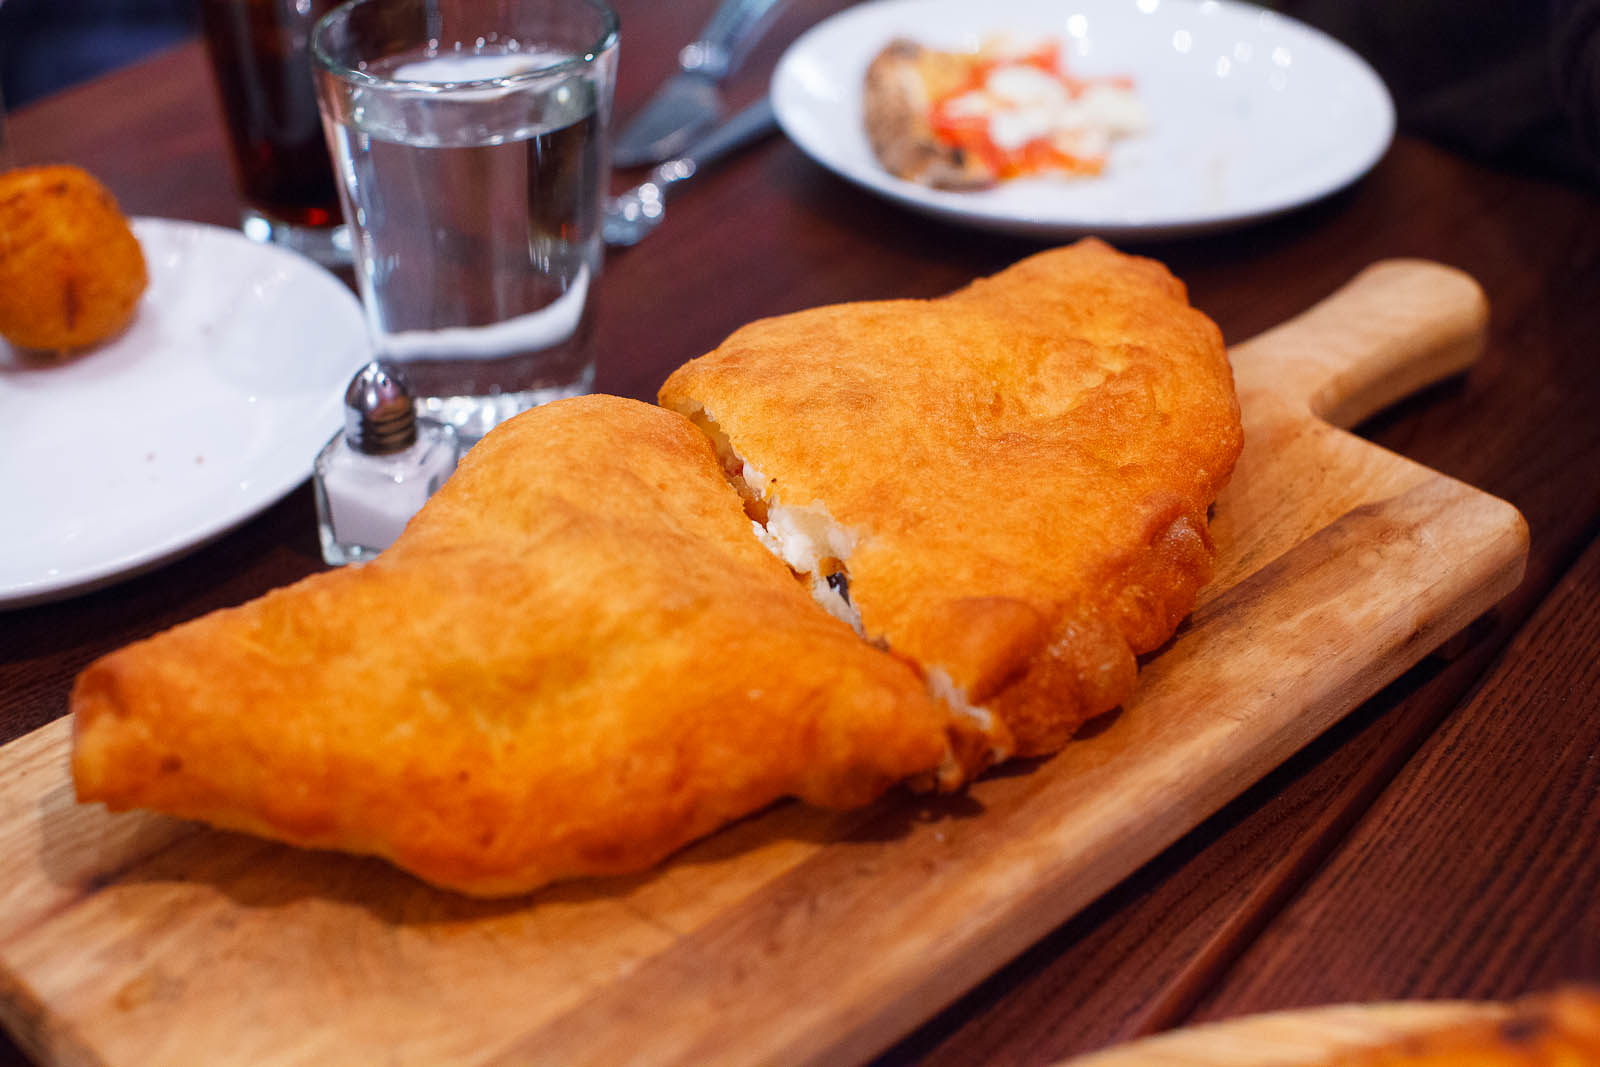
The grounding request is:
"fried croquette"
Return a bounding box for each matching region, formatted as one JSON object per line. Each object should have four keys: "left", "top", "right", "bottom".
{"left": 660, "top": 239, "right": 1244, "bottom": 782}
{"left": 0, "top": 165, "right": 147, "bottom": 352}
{"left": 71, "top": 396, "right": 952, "bottom": 898}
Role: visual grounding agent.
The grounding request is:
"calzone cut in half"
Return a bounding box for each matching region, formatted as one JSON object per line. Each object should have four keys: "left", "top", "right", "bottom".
{"left": 660, "top": 239, "right": 1243, "bottom": 784}
{"left": 72, "top": 396, "right": 953, "bottom": 897}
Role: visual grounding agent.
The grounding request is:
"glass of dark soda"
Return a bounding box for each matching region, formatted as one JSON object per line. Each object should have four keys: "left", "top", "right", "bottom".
{"left": 197, "top": 0, "right": 351, "bottom": 266}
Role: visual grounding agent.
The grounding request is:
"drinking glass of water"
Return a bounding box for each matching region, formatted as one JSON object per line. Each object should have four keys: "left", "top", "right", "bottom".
{"left": 311, "top": 0, "right": 619, "bottom": 445}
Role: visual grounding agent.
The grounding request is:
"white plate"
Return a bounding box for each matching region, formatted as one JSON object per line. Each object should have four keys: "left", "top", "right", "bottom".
{"left": 771, "top": 0, "right": 1395, "bottom": 239}
{"left": 2, "top": 217, "right": 369, "bottom": 609}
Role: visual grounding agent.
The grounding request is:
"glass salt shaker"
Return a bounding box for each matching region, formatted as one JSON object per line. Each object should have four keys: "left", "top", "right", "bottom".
{"left": 314, "top": 360, "right": 459, "bottom": 566}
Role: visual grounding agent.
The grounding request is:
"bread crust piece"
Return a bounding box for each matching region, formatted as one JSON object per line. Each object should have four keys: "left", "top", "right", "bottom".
{"left": 660, "top": 239, "right": 1243, "bottom": 769}
{"left": 863, "top": 38, "right": 995, "bottom": 189}
{"left": 71, "top": 396, "right": 950, "bottom": 897}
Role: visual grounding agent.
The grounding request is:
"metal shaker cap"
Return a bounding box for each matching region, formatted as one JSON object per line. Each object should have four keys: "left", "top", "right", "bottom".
{"left": 343, "top": 360, "right": 417, "bottom": 454}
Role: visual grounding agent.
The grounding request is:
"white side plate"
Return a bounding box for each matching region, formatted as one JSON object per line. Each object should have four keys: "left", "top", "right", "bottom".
{"left": 3, "top": 217, "right": 369, "bottom": 608}
{"left": 772, "top": 0, "right": 1395, "bottom": 239}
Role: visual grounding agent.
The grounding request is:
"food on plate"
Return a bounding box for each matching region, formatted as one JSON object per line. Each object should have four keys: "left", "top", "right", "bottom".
{"left": 1328, "top": 988, "right": 1600, "bottom": 1066}
{"left": 863, "top": 37, "right": 1147, "bottom": 189}
{"left": 660, "top": 238, "right": 1242, "bottom": 785}
{"left": 71, "top": 395, "right": 953, "bottom": 898}
{"left": 0, "top": 164, "right": 148, "bottom": 351}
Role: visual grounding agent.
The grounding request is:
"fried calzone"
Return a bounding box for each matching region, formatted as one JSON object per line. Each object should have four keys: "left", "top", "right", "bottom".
{"left": 72, "top": 396, "right": 952, "bottom": 897}
{"left": 660, "top": 239, "right": 1243, "bottom": 783}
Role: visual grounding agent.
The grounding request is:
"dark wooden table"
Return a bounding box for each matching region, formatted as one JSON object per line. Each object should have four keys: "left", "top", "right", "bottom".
{"left": 4, "top": 2, "right": 1598, "bottom": 1063}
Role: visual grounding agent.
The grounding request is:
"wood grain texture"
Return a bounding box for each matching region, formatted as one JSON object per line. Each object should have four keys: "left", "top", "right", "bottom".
{"left": 872, "top": 651, "right": 1507, "bottom": 1066}
{"left": 1189, "top": 524, "right": 1600, "bottom": 1017}
{"left": 0, "top": 261, "right": 1527, "bottom": 1066}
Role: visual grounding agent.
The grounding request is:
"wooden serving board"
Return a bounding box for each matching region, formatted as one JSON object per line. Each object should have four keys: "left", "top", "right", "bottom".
{"left": 0, "top": 261, "right": 1528, "bottom": 1067}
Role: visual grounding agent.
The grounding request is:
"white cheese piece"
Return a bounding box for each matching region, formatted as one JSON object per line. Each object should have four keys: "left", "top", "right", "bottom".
{"left": 985, "top": 64, "right": 1071, "bottom": 109}
{"left": 1077, "top": 83, "right": 1149, "bottom": 133}
{"left": 940, "top": 62, "right": 1146, "bottom": 159}
{"left": 925, "top": 666, "right": 1013, "bottom": 788}
{"left": 764, "top": 498, "right": 860, "bottom": 575}
{"left": 924, "top": 667, "right": 1006, "bottom": 750}
{"left": 989, "top": 106, "right": 1060, "bottom": 151}
{"left": 750, "top": 518, "right": 784, "bottom": 560}
{"left": 740, "top": 460, "right": 767, "bottom": 497}
{"left": 941, "top": 90, "right": 994, "bottom": 119}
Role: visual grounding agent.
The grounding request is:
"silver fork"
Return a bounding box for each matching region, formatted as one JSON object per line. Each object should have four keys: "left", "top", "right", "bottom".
{"left": 603, "top": 97, "right": 778, "bottom": 247}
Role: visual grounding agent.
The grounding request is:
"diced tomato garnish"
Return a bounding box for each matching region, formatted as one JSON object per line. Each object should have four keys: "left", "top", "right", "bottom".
{"left": 928, "top": 108, "right": 1008, "bottom": 174}
{"left": 1015, "top": 139, "right": 1104, "bottom": 177}
{"left": 926, "top": 39, "right": 1131, "bottom": 180}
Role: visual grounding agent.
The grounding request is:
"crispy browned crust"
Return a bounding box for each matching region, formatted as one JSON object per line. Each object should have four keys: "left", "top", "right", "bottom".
{"left": 0, "top": 165, "right": 147, "bottom": 351}
{"left": 1332, "top": 988, "right": 1600, "bottom": 1065}
{"left": 862, "top": 38, "right": 994, "bottom": 189}
{"left": 660, "top": 239, "right": 1243, "bottom": 764}
{"left": 71, "top": 396, "right": 950, "bottom": 897}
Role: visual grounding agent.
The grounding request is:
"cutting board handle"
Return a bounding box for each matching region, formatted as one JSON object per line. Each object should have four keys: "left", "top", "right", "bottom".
{"left": 1228, "top": 260, "right": 1489, "bottom": 429}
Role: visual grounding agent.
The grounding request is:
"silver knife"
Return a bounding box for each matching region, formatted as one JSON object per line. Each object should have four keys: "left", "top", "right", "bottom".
{"left": 612, "top": 0, "right": 785, "bottom": 168}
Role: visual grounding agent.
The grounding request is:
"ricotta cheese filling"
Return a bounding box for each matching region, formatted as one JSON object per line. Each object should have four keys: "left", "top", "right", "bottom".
{"left": 682, "top": 403, "right": 1010, "bottom": 777}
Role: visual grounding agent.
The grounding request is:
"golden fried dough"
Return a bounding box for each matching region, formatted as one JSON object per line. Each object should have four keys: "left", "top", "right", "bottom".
{"left": 72, "top": 396, "right": 951, "bottom": 897}
{"left": 660, "top": 239, "right": 1243, "bottom": 776}
{"left": 1331, "top": 988, "right": 1600, "bottom": 1066}
{"left": 0, "top": 165, "right": 147, "bottom": 351}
